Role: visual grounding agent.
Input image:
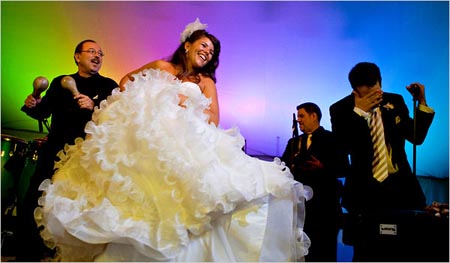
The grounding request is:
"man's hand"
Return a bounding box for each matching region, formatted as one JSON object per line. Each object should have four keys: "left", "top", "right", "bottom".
{"left": 24, "top": 94, "right": 41, "bottom": 108}
{"left": 406, "top": 82, "right": 427, "bottom": 106}
{"left": 300, "top": 155, "right": 324, "bottom": 171}
{"left": 353, "top": 89, "right": 383, "bottom": 112}
{"left": 74, "top": 94, "right": 94, "bottom": 110}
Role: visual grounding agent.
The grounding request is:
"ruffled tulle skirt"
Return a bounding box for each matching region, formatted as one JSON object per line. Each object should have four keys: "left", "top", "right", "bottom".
{"left": 35, "top": 69, "right": 311, "bottom": 261}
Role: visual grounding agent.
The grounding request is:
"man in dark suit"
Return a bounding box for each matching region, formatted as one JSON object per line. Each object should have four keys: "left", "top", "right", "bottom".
{"left": 329, "top": 62, "right": 435, "bottom": 261}
{"left": 281, "top": 102, "right": 348, "bottom": 262}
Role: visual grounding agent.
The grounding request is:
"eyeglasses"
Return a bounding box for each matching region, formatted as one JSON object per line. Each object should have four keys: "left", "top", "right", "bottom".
{"left": 81, "top": 49, "right": 105, "bottom": 57}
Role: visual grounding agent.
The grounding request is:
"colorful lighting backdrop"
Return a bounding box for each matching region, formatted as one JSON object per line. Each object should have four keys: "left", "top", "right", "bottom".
{"left": 2, "top": 1, "right": 448, "bottom": 179}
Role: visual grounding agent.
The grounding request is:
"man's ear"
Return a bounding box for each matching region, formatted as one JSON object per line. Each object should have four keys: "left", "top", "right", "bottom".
{"left": 74, "top": 53, "right": 81, "bottom": 64}
{"left": 352, "top": 90, "right": 361, "bottom": 98}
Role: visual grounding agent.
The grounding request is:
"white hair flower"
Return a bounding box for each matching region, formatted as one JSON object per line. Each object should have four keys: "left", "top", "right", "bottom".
{"left": 180, "top": 18, "right": 208, "bottom": 43}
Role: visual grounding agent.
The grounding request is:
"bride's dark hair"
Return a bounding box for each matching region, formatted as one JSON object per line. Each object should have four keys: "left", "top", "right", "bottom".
{"left": 169, "top": 30, "right": 221, "bottom": 83}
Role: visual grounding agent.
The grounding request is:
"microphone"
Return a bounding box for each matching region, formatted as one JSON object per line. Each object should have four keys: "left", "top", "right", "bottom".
{"left": 61, "top": 75, "right": 80, "bottom": 96}
{"left": 411, "top": 84, "right": 420, "bottom": 93}
{"left": 32, "top": 76, "right": 49, "bottom": 98}
{"left": 411, "top": 84, "right": 420, "bottom": 99}
{"left": 292, "top": 113, "right": 299, "bottom": 138}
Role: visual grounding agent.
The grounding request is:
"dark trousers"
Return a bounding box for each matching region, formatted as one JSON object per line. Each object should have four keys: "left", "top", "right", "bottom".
{"left": 305, "top": 226, "right": 339, "bottom": 262}
{"left": 303, "top": 209, "right": 341, "bottom": 262}
{"left": 15, "top": 154, "right": 56, "bottom": 262}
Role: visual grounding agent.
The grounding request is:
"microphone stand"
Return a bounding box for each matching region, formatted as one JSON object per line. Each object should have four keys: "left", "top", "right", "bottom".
{"left": 412, "top": 90, "right": 418, "bottom": 177}
{"left": 38, "top": 119, "right": 43, "bottom": 133}
{"left": 292, "top": 113, "right": 299, "bottom": 139}
{"left": 38, "top": 118, "right": 51, "bottom": 133}
{"left": 290, "top": 113, "right": 299, "bottom": 164}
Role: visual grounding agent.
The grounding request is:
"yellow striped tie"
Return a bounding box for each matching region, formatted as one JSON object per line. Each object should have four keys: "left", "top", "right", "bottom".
{"left": 306, "top": 134, "right": 312, "bottom": 149}
{"left": 370, "top": 107, "right": 389, "bottom": 182}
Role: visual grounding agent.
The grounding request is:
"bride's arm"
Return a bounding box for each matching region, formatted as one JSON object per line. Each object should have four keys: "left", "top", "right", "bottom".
{"left": 201, "top": 78, "right": 220, "bottom": 126}
{"left": 119, "top": 60, "right": 171, "bottom": 91}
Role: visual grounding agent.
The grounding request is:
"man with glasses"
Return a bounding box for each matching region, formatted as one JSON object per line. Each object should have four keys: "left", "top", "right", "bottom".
{"left": 17, "top": 39, "right": 118, "bottom": 261}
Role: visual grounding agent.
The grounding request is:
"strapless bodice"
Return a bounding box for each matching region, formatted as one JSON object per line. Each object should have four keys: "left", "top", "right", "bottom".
{"left": 179, "top": 82, "right": 201, "bottom": 97}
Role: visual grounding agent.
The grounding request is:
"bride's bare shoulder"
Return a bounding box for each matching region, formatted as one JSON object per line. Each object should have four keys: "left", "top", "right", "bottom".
{"left": 144, "top": 60, "right": 175, "bottom": 72}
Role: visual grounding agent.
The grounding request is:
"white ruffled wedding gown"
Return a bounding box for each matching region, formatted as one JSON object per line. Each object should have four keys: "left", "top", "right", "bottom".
{"left": 35, "top": 69, "right": 311, "bottom": 262}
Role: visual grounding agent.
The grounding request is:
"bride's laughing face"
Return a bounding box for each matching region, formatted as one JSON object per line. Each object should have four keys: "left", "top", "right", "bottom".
{"left": 185, "top": 37, "right": 215, "bottom": 69}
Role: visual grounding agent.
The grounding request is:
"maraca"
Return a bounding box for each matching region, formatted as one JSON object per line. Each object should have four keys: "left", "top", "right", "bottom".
{"left": 32, "top": 76, "right": 49, "bottom": 98}
{"left": 61, "top": 75, "right": 80, "bottom": 96}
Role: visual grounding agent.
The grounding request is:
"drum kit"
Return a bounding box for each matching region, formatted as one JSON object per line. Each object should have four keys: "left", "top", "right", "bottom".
{"left": 1, "top": 76, "right": 50, "bottom": 254}
{"left": 2, "top": 76, "right": 50, "bottom": 215}
{"left": 1, "top": 135, "right": 47, "bottom": 238}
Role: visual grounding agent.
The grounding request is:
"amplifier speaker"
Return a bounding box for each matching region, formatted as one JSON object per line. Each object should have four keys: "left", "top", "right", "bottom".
{"left": 343, "top": 210, "right": 449, "bottom": 262}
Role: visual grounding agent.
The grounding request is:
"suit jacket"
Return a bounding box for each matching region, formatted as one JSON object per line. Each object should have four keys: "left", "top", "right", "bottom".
{"left": 281, "top": 127, "right": 347, "bottom": 221}
{"left": 21, "top": 73, "right": 118, "bottom": 198}
{"left": 329, "top": 92, "right": 434, "bottom": 213}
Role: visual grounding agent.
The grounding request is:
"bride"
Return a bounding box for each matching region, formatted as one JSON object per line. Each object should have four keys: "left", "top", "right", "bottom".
{"left": 35, "top": 18, "right": 311, "bottom": 262}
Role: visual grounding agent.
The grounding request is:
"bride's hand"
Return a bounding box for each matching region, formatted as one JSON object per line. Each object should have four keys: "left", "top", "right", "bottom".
{"left": 178, "top": 94, "right": 188, "bottom": 108}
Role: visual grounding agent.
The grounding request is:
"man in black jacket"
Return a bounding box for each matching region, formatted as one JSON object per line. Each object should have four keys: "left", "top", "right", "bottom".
{"left": 329, "top": 62, "right": 434, "bottom": 261}
{"left": 16, "top": 39, "right": 118, "bottom": 261}
{"left": 281, "top": 102, "right": 348, "bottom": 262}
